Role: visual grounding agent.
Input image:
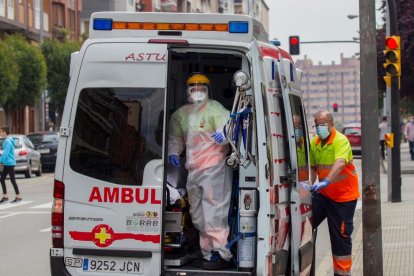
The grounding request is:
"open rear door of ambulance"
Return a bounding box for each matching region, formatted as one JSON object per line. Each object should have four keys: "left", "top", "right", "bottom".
{"left": 59, "top": 42, "right": 168, "bottom": 276}
{"left": 278, "top": 57, "right": 314, "bottom": 275}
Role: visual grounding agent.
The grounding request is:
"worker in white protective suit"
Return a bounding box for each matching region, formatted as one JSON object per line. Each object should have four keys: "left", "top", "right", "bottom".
{"left": 168, "top": 73, "right": 233, "bottom": 270}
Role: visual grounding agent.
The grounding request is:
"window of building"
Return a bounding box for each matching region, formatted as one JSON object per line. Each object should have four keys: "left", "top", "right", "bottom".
{"left": 68, "top": 9, "right": 76, "bottom": 33}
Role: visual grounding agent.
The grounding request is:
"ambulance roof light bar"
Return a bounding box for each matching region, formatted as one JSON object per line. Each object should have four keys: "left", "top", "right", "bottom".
{"left": 93, "top": 18, "right": 249, "bottom": 34}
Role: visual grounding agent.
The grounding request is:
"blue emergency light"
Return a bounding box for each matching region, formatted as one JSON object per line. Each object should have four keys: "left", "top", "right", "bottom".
{"left": 229, "top": 21, "right": 249, "bottom": 33}
{"left": 93, "top": 19, "right": 113, "bottom": 30}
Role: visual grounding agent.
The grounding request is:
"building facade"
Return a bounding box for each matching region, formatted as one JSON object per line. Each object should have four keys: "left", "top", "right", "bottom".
{"left": 0, "top": 0, "right": 52, "bottom": 42}
{"left": 0, "top": 0, "right": 81, "bottom": 134}
{"left": 295, "top": 54, "right": 361, "bottom": 131}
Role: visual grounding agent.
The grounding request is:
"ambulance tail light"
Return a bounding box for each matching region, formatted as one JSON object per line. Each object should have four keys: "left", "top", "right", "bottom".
{"left": 52, "top": 180, "right": 64, "bottom": 248}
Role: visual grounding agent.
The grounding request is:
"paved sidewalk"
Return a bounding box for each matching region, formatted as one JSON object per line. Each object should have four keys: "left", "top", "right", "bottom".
{"left": 316, "top": 143, "right": 414, "bottom": 275}
{"left": 352, "top": 142, "right": 414, "bottom": 275}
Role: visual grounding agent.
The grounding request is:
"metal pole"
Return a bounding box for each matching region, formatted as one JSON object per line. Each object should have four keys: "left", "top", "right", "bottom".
{"left": 40, "top": 0, "right": 45, "bottom": 131}
{"left": 387, "top": 0, "right": 402, "bottom": 202}
{"left": 359, "top": 0, "right": 384, "bottom": 275}
{"left": 341, "top": 72, "right": 345, "bottom": 124}
{"left": 385, "top": 1, "right": 393, "bottom": 201}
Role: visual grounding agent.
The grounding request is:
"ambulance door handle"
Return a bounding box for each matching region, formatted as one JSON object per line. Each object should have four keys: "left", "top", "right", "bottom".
{"left": 288, "top": 168, "right": 297, "bottom": 188}
{"left": 265, "top": 163, "right": 269, "bottom": 179}
{"left": 277, "top": 201, "right": 296, "bottom": 205}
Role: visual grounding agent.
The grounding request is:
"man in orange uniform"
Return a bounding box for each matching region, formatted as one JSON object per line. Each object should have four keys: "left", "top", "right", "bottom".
{"left": 310, "top": 111, "right": 360, "bottom": 276}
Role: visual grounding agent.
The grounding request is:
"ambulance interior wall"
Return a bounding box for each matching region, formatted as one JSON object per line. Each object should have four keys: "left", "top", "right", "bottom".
{"left": 167, "top": 50, "right": 243, "bottom": 112}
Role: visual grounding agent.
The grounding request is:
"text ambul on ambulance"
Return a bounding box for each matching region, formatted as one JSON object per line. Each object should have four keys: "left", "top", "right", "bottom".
{"left": 50, "top": 11, "right": 314, "bottom": 276}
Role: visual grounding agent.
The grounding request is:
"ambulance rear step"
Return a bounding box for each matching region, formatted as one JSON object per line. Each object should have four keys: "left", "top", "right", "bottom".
{"left": 164, "top": 268, "right": 253, "bottom": 275}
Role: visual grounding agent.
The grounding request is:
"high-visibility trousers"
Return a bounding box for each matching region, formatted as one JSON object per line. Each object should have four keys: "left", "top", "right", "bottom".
{"left": 312, "top": 192, "right": 357, "bottom": 276}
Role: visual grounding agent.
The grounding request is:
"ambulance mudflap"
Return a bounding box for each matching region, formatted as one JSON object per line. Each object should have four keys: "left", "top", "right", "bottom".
{"left": 56, "top": 42, "right": 168, "bottom": 276}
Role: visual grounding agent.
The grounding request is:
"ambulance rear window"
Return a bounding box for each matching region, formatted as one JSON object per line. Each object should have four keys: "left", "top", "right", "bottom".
{"left": 69, "top": 87, "right": 164, "bottom": 185}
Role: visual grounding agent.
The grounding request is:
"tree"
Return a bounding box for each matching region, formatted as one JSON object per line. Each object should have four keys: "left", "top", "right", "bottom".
{"left": 0, "top": 40, "right": 20, "bottom": 107}
{"left": 2, "top": 34, "right": 47, "bottom": 112}
{"left": 41, "top": 39, "right": 81, "bottom": 114}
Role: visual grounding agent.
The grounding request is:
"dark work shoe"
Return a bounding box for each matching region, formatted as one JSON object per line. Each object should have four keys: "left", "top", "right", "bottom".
{"left": 202, "top": 251, "right": 231, "bottom": 270}
{"left": 192, "top": 259, "right": 204, "bottom": 268}
{"left": 190, "top": 250, "right": 205, "bottom": 268}
{"left": 0, "top": 197, "right": 9, "bottom": 204}
{"left": 10, "top": 198, "right": 22, "bottom": 203}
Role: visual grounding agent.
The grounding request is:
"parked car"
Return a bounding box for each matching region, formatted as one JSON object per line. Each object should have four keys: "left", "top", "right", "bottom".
{"left": 0, "top": 134, "right": 42, "bottom": 178}
{"left": 342, "top": 123, "right": 362, "bottom": 155}
{"left": 27, "top": 132, "right": 59, "bottom": 170}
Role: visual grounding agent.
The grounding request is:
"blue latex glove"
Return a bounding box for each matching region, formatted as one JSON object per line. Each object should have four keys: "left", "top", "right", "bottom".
{"left": 168, "top": 155, "right": 181, "bottom": 167}
{"left": 311, "top": 179, "right": 331, "bottom": 192}
{"left": 212, "top": 132, "right": 225, "bottom": 143}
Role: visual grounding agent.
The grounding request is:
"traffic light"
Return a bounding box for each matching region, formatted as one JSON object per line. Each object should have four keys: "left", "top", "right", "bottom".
{"left": 289, "top": 36, "right": 300, "bottom": 55}
{"left": 384, "top": 132, "right": 394, "bottom": 148}
{"left": 333, "top": 103, "right": 338, "bottom": 112}
{"left": 383, "top": 36, "right": 401, "bottom": 77}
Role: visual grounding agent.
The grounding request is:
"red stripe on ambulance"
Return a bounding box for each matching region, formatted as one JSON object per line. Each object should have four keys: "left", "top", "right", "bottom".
{"left": 88, "top": 187, "right": 161, "bottom": 204}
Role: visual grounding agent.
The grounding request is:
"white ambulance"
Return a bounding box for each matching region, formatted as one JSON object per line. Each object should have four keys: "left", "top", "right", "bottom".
{"left": 50, "top": 12, "right": 314, "bottom": 276}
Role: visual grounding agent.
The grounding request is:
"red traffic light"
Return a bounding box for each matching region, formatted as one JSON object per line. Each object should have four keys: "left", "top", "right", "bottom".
{"left": 385, "top": 37, "right": 399, "bottom": 50}
{"left": 290, "top": 37, "right": 299, "bottom": 45}
{"left": 289, "top": 36, "right": 300, "bottom": 55}
{"left": 333, "top": 103, "right": 338, "bottom": 112}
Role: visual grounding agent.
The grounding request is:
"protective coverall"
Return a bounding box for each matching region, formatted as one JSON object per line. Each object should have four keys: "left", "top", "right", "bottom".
{"left": 168, "top": 82, "right": 232, "bottom": 262}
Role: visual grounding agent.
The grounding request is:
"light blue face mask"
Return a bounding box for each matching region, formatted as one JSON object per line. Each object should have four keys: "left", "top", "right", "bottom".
{"left": 316, "top": 125, "right": 330, "bottom": 139}
{"left": 295, "top": 128, "right": 303, "bottom": 140}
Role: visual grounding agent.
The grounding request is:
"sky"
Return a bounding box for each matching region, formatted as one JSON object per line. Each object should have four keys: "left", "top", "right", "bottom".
{"left": 266, "top": 0, "right": 365, "bottom": 65}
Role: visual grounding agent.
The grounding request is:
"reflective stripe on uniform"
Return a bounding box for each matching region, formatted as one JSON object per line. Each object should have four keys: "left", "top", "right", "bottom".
{"left": 333, "top": 254, "right": 352, "bottom": 275}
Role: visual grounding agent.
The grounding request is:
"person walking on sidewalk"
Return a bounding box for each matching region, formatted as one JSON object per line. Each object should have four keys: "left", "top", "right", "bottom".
{"left": 310, "top": 111, "right": 360, "bottom": 276}
{"left": 0, "top": 126, "right": 22, "bottom": 203}
{"left": 404, "top": 115, "right": 414, "bottom": 161}
{"left": 379, "top": 116, "right": 387, "bottom": 160}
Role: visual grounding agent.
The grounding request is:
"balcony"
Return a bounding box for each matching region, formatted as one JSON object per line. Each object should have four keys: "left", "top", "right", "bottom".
{"left": 160, "top": 0, "right": 177, "bottom": 12}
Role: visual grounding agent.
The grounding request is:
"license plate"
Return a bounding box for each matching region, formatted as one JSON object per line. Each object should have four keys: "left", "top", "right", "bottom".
{"left": 38, "top": 148, "right": 50, "bottom": 154}
{"left": 82, "top": 258, "right": 142, "bottom": 274}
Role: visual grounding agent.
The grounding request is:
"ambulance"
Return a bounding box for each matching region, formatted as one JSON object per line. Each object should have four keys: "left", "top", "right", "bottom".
{"left": 50, "top": 12, "right": 314, "bottom": 276}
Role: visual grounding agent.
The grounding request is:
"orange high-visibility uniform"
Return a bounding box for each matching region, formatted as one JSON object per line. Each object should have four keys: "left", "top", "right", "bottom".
{"left": 310, "top": 128, "right": 359, "bottom": 202}
{"left": 310, "top": 128, "right": 360, "bottom": 276}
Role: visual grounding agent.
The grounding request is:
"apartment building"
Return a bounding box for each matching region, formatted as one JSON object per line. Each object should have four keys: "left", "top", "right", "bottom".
{"left": 51, "top": 0, "right": 82, "bottom": 40}
{"left": 0, "top": 0, "right": 52, "bottom": 42}
{"left": 80, "top": 0, "right": 137, "bottom": 35}
{"left": 233, "top": 0, "right": 268, "bottom": 32}
{"left": 0, "top": 0, "right": 81, "bottom": 133}
{"left": 295, "top": 54, "right": 361, "bottom": 131}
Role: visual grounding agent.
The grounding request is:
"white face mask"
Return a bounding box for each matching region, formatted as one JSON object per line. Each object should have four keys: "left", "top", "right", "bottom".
{"left": 187, "top": 85, "right": 208, "bottom": 103}
{"left": 190, "top": 91, "right": 207, "bottom": 102}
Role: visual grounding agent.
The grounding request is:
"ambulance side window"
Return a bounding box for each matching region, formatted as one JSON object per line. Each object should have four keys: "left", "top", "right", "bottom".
{"left": 289, "top": 95, "right": 309, "bottom": 181}
{"left": 69, "top": 88, "right": 163, "bottom": 185}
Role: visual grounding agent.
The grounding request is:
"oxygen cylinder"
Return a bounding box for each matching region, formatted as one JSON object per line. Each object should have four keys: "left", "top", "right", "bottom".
{"left": 238, "top": 189, "right": 257, "bottom": 270}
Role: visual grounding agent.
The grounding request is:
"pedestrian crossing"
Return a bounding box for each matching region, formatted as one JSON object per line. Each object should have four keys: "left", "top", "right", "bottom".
{"left": 0, "top": 200, "right": 34, "bottom": 210}
{"left": 0, "top": 200, "right": 52, "bottom": 232}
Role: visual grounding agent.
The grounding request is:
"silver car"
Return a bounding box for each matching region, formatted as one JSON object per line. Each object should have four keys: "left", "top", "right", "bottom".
{"left": 0, "top": 134, "right": 42, "bottom": 178}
